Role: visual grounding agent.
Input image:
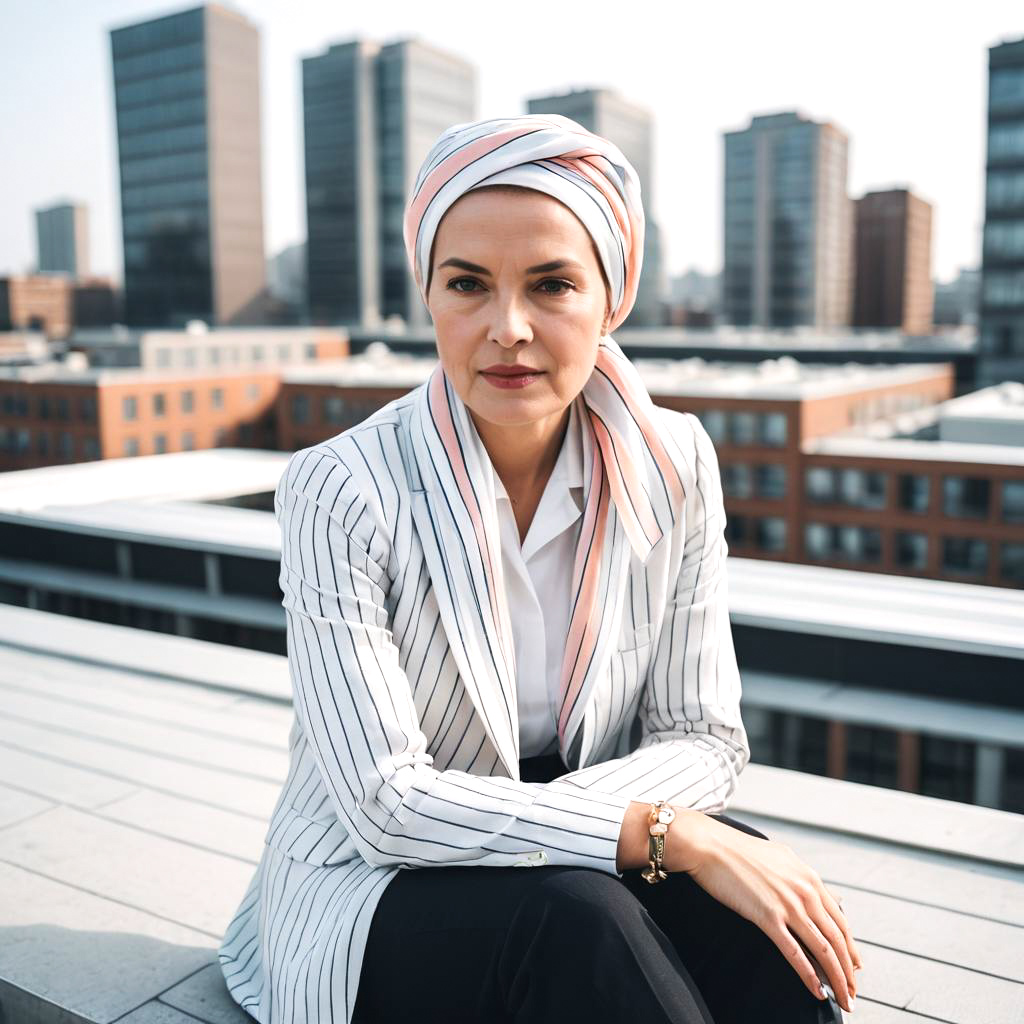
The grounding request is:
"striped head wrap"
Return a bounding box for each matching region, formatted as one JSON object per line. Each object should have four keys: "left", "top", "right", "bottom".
{"left": 404, "top": 114, "right": 686, "bottom": 772}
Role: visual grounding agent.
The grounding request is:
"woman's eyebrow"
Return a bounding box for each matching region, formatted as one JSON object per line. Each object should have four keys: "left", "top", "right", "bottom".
{"left": 436, "top": 257, "right": 587, "bottom": 276}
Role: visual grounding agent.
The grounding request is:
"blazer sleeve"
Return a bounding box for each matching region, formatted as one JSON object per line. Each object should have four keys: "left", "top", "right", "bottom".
{"left": 555, "top": 411, "right": 751, "bottom": 811}
{"left": 276, "top": 444, "right": 633, "bottom": 875}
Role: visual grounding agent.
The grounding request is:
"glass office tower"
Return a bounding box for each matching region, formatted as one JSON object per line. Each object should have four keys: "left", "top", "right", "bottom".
{"left": 302, "top": 38, "right": 475, "bottom": 328}
{"left": 723, "top": 111, "right": 853, "bottom": 328}
{"left": 110, "top": 4, "right": 265, "bottom": 327}
{"left": 979, "top": 36, "right": 1024, "bottom": 387}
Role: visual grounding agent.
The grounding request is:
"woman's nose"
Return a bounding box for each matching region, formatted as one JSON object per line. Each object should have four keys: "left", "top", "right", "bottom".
{"left": 488, "top": 295, "right": 533, "bottom": 346}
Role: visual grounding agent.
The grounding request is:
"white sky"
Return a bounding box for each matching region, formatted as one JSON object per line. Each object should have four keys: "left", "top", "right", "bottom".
{"left": 2, "top": 1, "right": 1021, "bottom": 285}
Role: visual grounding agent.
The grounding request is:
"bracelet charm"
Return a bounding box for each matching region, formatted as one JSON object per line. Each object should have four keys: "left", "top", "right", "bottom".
{"left": 641, "top": 800, "right": 674, "bottom": 884}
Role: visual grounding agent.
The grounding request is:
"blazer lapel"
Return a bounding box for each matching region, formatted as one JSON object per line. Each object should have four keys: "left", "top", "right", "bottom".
{"left": 409, "top": 368, "right": 522, "bottom": 779}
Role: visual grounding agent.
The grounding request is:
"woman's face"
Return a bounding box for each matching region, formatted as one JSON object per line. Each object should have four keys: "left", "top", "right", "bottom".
{"left": 425, "top": 187, "right": 610, "bottom": 428}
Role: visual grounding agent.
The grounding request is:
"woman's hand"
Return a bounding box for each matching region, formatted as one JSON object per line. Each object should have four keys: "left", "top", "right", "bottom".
{"left": 667, "top": 807, "right": 862, "bottom": 1013}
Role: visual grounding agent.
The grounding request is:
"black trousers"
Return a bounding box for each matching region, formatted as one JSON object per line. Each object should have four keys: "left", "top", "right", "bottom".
{"left": 352, "top": 751, "right": 844, "bottom": 1023}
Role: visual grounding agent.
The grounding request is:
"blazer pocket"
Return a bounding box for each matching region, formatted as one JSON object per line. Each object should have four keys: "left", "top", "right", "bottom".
{"left": 620, "top": 621, "right": 653, "bottom": 652}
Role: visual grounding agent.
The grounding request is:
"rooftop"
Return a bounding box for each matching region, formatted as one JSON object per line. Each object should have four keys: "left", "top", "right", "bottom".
{"left": 0, "top": 604, "right": 1020, "bottom": 1023}
{"left": 803, "top": 434, "right": 1024, "bottom": 467}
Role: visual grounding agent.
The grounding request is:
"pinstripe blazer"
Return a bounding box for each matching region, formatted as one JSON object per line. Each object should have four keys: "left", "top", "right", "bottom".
{"left": 218, "top": 370, "right": 751, "bottom": 1024}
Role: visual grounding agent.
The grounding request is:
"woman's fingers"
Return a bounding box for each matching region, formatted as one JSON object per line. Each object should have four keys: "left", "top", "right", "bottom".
{"left": 820, "top": 883, "right": 863, "bottom": 975}
{"left": 791, "top": 914, "right": 853, "bottom": 1013}
{"left": 765, "top": 914, "right": 833, "bottom": 1004}
{"left": 802, "top": 895, "right": 856, "bottom": 1007}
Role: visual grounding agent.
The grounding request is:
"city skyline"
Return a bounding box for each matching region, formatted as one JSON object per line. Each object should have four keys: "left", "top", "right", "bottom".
{"left": 2, "top": 1, "right": 1022, "bottom": 288}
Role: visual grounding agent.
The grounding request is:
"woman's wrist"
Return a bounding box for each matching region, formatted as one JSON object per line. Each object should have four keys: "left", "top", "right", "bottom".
{"left": 616, "top": 801, "right": 708, "bottom": 874}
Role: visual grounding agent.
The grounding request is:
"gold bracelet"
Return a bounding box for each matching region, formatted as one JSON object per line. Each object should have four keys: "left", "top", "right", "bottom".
{"left": 640, "top": 800, "right": 675, "bottom": 884}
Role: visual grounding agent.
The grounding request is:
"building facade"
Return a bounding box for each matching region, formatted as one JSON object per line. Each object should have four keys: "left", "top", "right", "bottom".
{"left": 35, "top": 202, "right": 89, "bottom": 277}
{"left": 979, "top": 36, "right": 1024, "bottom": 386}
{"left": 110, "top": 4, "right": 266, "bottom": 328}
{"left": 302, "top": 37, "right": 476, "bottom": 328}
{"left": 723, "top": 111, "right": 853, "bottom": 329}
{"left": 853, "top": 188, "right": 934, "bottom": 334}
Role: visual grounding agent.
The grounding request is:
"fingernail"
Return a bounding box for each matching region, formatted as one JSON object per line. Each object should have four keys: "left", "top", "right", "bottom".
{"left": 849, "top": 996, "right": 857, "bottom": 1012}
{"left": 818, "top": 983, "right": 827, "bottom": 1000}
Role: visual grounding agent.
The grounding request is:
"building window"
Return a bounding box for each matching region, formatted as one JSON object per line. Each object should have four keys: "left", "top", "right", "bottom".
{"left": 1000, "top": 542, "right": 1024, "bottom": 585}
{"left": 291, "top": 393, "right": 310, "bottom": 425}
{"left": 182, "top": 430, "right": 195, "bottom": 451}
{"left": 838, "top": 525, "right": 882, "bottom": 563}
{"left": 898, "top": 473, "right": 930, "bottom": 514}
{"left": 805, "top": 467, "right": 835, "bottom": 503}
{"left": 154, "top": 433, "right": 167, "bottom": 454}
{"left": 251, "top": 345, "right": 264, "bottom": 362}
{"left": 184, "top": 348, "right": 197, "bottom": 367}
{"left": 1002, "top": 480, "right": 1024, "bottom": 524}
{"left": 941, "top": 536, "right": 989, "bottom": 575}
{"left": 755, "top": 463, "right": 787, "bottom": 499}
{"left": 124, "top": 437, "right": 139, "bottom": 456}
{"left": 181, "top": 389, "right": 194, "bottom": 413}
{"left": 305, "top": 342, "right": 317, "bottom": 359}
{"left": 730, "top": 411, "right": 757, "bottom": 445}
{"left": 214, "top": 426, "right": 228, "bottom": 445}
{"left": 756, "top": 516, "right": 786, "bottom": 552}
{"left": 804, "top": 523, "right": 881, "bottom": 563}
{"left": 209, "top": 348, "right": 221, "bottom": 366}
{"left": 724, "top": 513, "right": 749, "bottom": 546}
{"left": 56, "top": 397, "right": 70, "bottom": 420}
{"left": 83, "top": 437, "right": 100, "bottom": 460}
{"left": 277, "top": 343, "right": 290, "bottom": 362}
{"left": 79, "top": 395, "right": 97, "bottom": 422}
{"left": 700, "top": 409, "right": 728, "bottom": 443}
{"left": 839, "top": 468, "right": 887, "bottom": 509}
{"left": 324, "top": 395, "right": 345, "bottom": 424}
{"left": 153, "top": 392, "right": 166, "bottom": 416}
{"left": 722, "top": 463, "right": 752, "bottom": 499}
{"left": 895, "top": 531, "right": 928, "bottom": 569}
{"left": 156, "top": 348, "right": 171, "bottom": 368}
{"left": 804, "top": 522, "right": 831, "bottom": 559}
{"left": 845, "top": 724, "right": 899, "bottom": 788}
{"left": 247, "top": 382, "right": 261, "bottom": 401}
{"left": 760, "top": 412, "right": 787, "bottom": 446}
{"left": 942, "top": 476, "right": 991, "bottom": 519}
{"left": 919, "top": 735, "right": 975, "bottom": 803}
{"left": 58, "top": 432, "right": 74, "bottom": 458}
{"left": 123, "top": 395, "right": 137, "bottom": 421}
{"left": 38, "top": 396, "right": 51, "bottom": 419}
{"left": 211, "top": 387, "right": 224, "bottom": 409}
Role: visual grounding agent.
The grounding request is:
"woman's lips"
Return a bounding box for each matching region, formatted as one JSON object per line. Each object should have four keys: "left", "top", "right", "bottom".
{"left": 480, "top": 368, "right": 545, "bottom": 390}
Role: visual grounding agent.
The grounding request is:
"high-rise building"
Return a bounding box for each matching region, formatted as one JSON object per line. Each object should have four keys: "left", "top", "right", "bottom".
{"left": 853, "top": 188, "right": 934, "bottom": 334}
{"left": 979, "top": 36, "right": 1024, "bottom": 387}
{"left": 35, "top": 202, "right": 89, "bottom": 277}
{"left": 525, "top": 88, "right": 664, "bottom": 327}
{"left": 110, "top": 4, "right": 266, "bottom": 328}
{"left": 302, "top": 38, "right": 476, "bottom": 328}
{"left": 723, "top": 111, "right": 853, "bottom": 329}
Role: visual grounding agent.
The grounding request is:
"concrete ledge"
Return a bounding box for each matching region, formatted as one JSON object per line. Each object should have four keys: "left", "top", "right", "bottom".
{"left": 731, "top": 762, "right": 1024, "bottom": 870}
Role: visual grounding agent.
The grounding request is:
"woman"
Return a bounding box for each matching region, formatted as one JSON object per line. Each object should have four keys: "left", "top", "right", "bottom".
{"left": 218, "top": 114, "right": 861, "bottom": 1024}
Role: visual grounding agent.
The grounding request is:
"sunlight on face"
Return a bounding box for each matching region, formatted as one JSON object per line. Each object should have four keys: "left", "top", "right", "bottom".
{"left": 425, "top": 186, "right": 610, "bottom": 430}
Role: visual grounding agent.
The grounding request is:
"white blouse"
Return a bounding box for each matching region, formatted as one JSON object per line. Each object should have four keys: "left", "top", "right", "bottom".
{"left": 492, "top": 398, "right": 585, "bottom": 758}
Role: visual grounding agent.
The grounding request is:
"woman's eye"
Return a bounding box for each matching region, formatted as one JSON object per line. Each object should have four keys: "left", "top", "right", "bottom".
{"left": 538, "top": 279, "right": 574, "bottom": 295}
{"left": 447, "top": 277, "right": 480, "bottom": 293}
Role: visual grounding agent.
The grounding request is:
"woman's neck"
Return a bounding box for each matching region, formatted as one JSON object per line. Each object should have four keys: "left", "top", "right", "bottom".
{"left": 470, "top": 403, "right": 572, "bottom": 507}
